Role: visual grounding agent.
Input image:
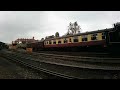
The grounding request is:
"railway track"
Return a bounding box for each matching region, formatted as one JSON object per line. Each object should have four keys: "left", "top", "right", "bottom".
{"left": 0, "top": 51, "right": 83, "bottom": 79}
{"left": 1, "top": 50, "right": 120, "bottom": 79}
{"left": 15, "top": 50, "right": 120, "bottom": 65}
{"left": 6, "top": 50, "right": 120, "bottom": 70}
{"left": 16, "top": 49, "right": 120, "bottom": 61}
{"left": 36, "top": 51, "right": 120, "bottom": 58}
{"left": 32, "top": 52, "right": 120, "bottom": 63}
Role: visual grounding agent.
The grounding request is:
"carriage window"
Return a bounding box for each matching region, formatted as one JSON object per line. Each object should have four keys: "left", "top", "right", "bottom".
{"left": 82, "top": 35, "right": 88, "bottom": 41}
{"left": 49, "top": 41, "right": 51, "bottom": 44}
{"left": 64, "top": 38, "right": 68, "bottom": 43}
{"left": 46, "top": 41, "right": 48, "bottom": 44}
{"left": 53, "top": 41, "right": 56, "bottom": 44}
{"left": 102, "top": 32, "right": 105, "bottom": 36}
{"left": 102, "top": 32, "right": 105, "bottom": 39}
{"left": 58, "top": 41, "right": 61, "bottom": 44}
{"left": 69, "top": 38, "right": 72, "bottom": 42}
{"left": 91, "top": 33, "right": 97, "bottom": 40}
{"left": 46, "top": 41, "right": 49, "bottom": 44}
{"left": 82, "top": 38, "right": 87, "bottom": 41}
{"left": 53, "top": 42, "right": 56, "bottom": 44}
{"left": 44, "top": 42, "right": 46, "bottom": 45}
{"left": 73, "top": 36, "right": 78, "bottom": 42}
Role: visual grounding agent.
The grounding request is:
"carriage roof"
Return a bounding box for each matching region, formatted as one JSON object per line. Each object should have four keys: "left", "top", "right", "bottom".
{"left": 45, "top": 28, "right": 113, "bottom": 41}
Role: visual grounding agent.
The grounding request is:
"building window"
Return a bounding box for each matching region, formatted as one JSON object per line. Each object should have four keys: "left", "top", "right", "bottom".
{"left": 91, "top": 33, "right": 97, "bottom": 40}
{"left": 82, "top": 35, "right": 88, "bottom": 41}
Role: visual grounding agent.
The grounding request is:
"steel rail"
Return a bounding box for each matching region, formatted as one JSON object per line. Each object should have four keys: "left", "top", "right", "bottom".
{"left": 3, "top": 51, "right": 120, "bottom": 71}
{"left": 11, "top": 50, "right": 120, "bottom": 64}
{"left": 0, "top": 53, "right": 83, "bottom": 79}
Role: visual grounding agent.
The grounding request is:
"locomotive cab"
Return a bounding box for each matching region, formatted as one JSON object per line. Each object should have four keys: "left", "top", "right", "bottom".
{"left": 107, "top": 22, "right": 120, "bottom": 52}
{"left": 109, "top": 22, "right": 120, "bottom": 43}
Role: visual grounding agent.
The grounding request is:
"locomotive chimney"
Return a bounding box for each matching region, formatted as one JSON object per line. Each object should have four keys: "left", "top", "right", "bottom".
{"left": 33, "top": 37, "right": 34, "bottom": 40}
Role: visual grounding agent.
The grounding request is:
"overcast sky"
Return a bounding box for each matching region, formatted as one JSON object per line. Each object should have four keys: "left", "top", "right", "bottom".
{"left": 0, "top": 11, "right": 120, "bottom": 44}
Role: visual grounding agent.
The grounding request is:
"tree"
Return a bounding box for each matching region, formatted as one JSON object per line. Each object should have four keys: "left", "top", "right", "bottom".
{"left": 55, "top": 32, "right": 59, "bottom": 37}
{"left": 41, "top": 38, "right": 44, "bottom": 41}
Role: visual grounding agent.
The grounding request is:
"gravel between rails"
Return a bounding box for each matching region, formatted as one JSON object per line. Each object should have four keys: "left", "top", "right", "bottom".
{"left": 0, "top": 54, "right": 43, "bottom": 79}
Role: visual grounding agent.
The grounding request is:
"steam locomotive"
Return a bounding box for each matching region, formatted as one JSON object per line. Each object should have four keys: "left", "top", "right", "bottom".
{"left": 26, "top": 22, "right": 120, "bottom": 52}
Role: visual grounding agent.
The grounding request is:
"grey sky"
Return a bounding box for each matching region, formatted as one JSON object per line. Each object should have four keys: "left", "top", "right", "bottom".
{"left": 0, "top": 11, "right": 120, "bottom": 44}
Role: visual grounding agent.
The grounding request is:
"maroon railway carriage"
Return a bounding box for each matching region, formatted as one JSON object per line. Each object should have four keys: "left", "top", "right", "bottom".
{"left": 26, "top": 41, "right": 44, "bottom": 51}
{"left": 43, "top": 30, "right": 107, "bottom": 51}
{"left": 43, "top": 23, "right": 120, "bottom": 52}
